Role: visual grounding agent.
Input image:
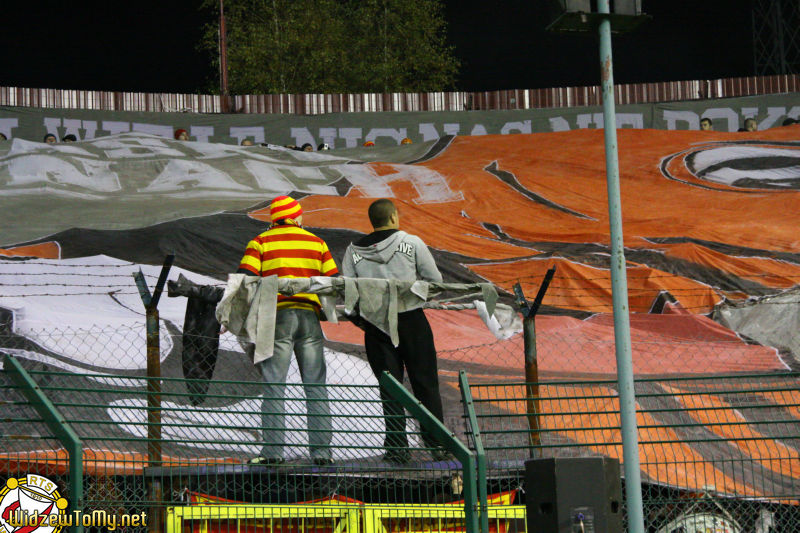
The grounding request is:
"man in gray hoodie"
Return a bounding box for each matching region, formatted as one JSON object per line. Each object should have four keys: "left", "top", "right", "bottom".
{"left": 341, "top": 199, "right": 448, "bottom": 463}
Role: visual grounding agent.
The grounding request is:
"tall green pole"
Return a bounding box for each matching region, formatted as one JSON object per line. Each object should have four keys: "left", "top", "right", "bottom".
{"left": 597, "top": 2, "right": 645, "bottom": 532}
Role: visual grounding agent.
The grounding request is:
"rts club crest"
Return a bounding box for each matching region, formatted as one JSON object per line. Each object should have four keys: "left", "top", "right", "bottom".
{"left": 0, "top": 474, "right": 68, "bottom": 533}
{"left": 661, "top": 140, "right": 800, "bottom": 191}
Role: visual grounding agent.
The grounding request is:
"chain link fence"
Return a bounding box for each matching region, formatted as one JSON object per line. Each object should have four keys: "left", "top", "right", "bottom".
{"left": 1, "top": 269, "right": 799, "bottom": 532}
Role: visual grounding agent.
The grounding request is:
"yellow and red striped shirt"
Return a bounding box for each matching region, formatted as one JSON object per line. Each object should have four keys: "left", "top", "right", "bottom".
{"left": 238, "top": 223, "right": 338, "bottom": 311}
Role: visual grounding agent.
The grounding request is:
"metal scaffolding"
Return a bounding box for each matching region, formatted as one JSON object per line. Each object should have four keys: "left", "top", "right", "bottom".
{"left": 753, "top": 0, "right": 800, "bottom": 75}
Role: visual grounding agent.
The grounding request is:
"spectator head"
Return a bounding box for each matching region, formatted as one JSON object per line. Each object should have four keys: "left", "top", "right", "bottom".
{"left": 401, "top": 137, "right": 412, "bottom": 145}
{"left": 270, "top": 195, "right": 303, "bottom": 225}
{"left": 174, "top": 129, "right": 189, "bottom": 141}
{"left": 368, "top": 198, "right": 399, "bottom": 230}
{"left": 363, "top": 141, "right": 375, "bottom": 147}
{"left": 241, "top": 139, "right": 254, "bottom": 146}
{"left": 300, "top": 143, "right": 314, "bottom": 152}
{"left": 744, "top": 118, "right": 757, "bottom": 132}
{"left": 44, "top": 133, "right": 57, "bottom": 144}
{"left": 62, "top": 134, "right": 77, "bottom": 143}
{"left": 0, "top": 133, "right": 7, "bottom": 141}
{"left": 318, "top": 143, "right": 331, "bottom": 151}
{"left": 699, "top": 118, "right": 713, "bottom": 132}
{"left": 782, "top": 118, "right": 797, "bottom": 127}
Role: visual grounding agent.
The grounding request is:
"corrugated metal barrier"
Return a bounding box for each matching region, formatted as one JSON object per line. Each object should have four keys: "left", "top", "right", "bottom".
{"left": 1, "top": 74, "right": 798, "bottom": 114}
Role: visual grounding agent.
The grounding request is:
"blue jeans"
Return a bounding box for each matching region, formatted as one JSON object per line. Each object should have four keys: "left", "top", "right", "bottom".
{"left": 257, "top": 308, "right": 331, "bottom": 460}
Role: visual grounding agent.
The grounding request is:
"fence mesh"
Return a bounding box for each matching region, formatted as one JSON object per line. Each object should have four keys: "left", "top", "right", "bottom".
{"left": 1, "top": 270, "right": 799, "bottom": 532}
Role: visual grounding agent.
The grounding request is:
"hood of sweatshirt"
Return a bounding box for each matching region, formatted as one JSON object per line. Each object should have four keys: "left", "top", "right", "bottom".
{"left": 350, "top": 230, "right": 407, "bottom": 264}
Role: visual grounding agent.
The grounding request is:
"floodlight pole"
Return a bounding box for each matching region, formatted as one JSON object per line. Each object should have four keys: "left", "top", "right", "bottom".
{"left": 597, "top": 1, "right": 645, "bottom": 532}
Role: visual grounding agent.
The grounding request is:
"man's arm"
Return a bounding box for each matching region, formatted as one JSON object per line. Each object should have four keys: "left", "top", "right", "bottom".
{"left": 320, "top": 240, "right": 339, "bottom": 277}
{"left": 237, "top": 239, "right": 261, "bottom": 276}
{"left": 413, "top": 237, "right": 442, "bottom": 282}
{"left": 341, "top": 245, "right": 356, "bottom": 278}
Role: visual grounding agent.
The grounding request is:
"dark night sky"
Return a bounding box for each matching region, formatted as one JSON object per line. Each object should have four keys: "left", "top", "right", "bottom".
{"left": 0, "top": 0, "right": 755, "bottom": 94}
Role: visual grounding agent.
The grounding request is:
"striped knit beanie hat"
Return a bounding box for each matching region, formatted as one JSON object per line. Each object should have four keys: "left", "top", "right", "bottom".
{"left": 270, "top": 195, "right": 303, "bottom": 222}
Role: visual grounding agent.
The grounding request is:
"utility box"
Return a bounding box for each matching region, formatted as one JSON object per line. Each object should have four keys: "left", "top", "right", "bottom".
{"left": 547, "top": 0, "right": 649, "bottom": 32}
{"left": 525, "top": 457, "right": 623, "bottom": 533}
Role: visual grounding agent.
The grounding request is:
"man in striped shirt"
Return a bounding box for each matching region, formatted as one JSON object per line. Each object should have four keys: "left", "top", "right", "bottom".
{"left": 238, "top": 195, "right": 338, "bottom": 466}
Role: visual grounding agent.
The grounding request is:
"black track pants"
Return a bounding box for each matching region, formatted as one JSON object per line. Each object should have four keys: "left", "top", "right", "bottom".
{"left": 364, "top": 308, "right": 444, "bottom": 450}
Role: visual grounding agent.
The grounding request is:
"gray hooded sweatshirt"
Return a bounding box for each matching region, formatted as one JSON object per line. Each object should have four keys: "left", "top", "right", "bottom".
{"left": 342, "top": 230, "right": 442, "bottom": 312}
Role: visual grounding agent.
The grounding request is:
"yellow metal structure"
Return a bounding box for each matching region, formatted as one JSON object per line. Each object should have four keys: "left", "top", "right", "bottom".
{"left": 165, "top": 503, "right": 526, "bottom": 533}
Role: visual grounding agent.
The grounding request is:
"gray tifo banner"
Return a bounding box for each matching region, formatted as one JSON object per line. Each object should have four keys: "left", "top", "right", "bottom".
{"left": 1, "top": 92, "right": 798, "bottom": 147}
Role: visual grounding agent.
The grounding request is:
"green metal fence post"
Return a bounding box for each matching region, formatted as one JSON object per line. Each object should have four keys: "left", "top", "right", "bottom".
{"left": 379, "top": 372, "right": 479, "bottom": 533}
{"left": 597, "top": 2, "right": 645, "bottom": 532}
{"left": 459, "top": 371, "right": 488, "bottom": 533}
{"left": 4, "top": 353, "right": 84, "bottom": 533}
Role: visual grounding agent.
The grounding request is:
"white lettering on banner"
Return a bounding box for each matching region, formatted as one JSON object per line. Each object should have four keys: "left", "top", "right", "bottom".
{"left": 0, "top": 118, "right": 18, "bottom": 138}
{"left": 78, "top": 159, "right": 122, "bottom": 191}
{"left": 82, "top": 120, "right": 98, "bottom": 139}
{"left": 701, "top": 108, "right": 739, "bottom": 132}
{"left": 663, "top": 110, "right": 700, "bottom": 130}
{"left": 180, "top": 140, "right": 243, "bottom": 159}
{"left": 62, "top": 119, "right": 83, "bottom": 139}
{"left": 242, "top": 160, "right": 301, "bottom": 191}
{"left": 443, "top": 123, "right": 461, "bottom": 136}
{"left": 0, "top": 132, "right": 467, "bottom": 206}
{"left": 580, "top": 113, "right": 645, "bottom": 129}
{"left": 102, "top": 121, "right": 131, "bottom": 135}
{"left": 338, "top": 128, "right": 363, "bottom": 148}
{"left": 470, "top": 124, "right": 488, "bottom": 135}
{"left": 191, "top": 126, "right": 215, "bottom": 143}
{"left": 618, "top": 113, "right": 645, "bottom": 128}
{"left": 334, "top": 165, "right": 394, "bottom": 197}
{"left": 420, "top": 122, "right": 488, "bottom": 140}
{"left": 141, "top": 159, "right": 251, "bottom": 193}
{"left": 44, "top": 117, "right": 62, "bottom": 137}
{"left": 418, "top": 123, "right": 441, "bottom": 142}
{"left": 273, "top": 165, "right": 340, "bottom": 195}
{"left": 365, "top": 128, "right": 408, "bottom": 144}
{"left": 290, "top": 127, "right": 316, "bottom": 147}
{"left": 576, "top": 114, "right": 595, "bottom": 129}
{"left": 501, "top": 120, "right": 531, "bottom": 135}
{"left": 758, "top": 107, "right": 787, "bottom": 130}
{"left": 549, "top": 116, "right": 571, "bottom": 132}
{"left": 93, "top": 137, "right": 184, "bottom": 159}
{"left": 229, "top": 126, "right": 264, "bottom": 144}
{"left": 741, "top": 107, "right": 758, "bottom": 119}
{"left": 665, "top": 107, "right": 800, "bottom": 132}
{"left": 132, "top": 122, "right": 174, "bottom": 138}
{"left": 5, "top": 154, "right": 120, "bottom": 191}
{"left": 333, "top": 163, "right": 463, "bottom": 203}
{"left": 318, "top": 127, "right": 337, "bottom": 148}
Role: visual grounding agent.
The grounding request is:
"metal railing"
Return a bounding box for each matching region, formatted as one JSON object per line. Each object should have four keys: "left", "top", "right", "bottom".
{"left": 1, "top": 74, "right": 798, "bottom": 114}
{"left": 461, "top": 372, "right": 800, "bottom": 532}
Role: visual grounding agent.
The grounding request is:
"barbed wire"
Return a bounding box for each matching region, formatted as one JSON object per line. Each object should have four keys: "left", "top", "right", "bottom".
{"left": 494, "top": 272, "right": 800, "bottom": 284}
{"left": 0, "top": 271, "right": 163, "bottom": 279}
{"left": 0, "top": 291, "right": 142, "bottom": 297}
{"left": 0, "top": 260, "right": 141, "bottom": 267}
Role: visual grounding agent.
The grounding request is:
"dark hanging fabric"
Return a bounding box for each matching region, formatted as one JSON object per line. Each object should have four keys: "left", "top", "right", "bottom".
{"left": 168, "top": 275, "right": 224, "bottom": 406}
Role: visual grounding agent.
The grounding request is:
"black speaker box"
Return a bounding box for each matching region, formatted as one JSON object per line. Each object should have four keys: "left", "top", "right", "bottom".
{"left": 525, "top": 457, "right": 623, "bottom": 533}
